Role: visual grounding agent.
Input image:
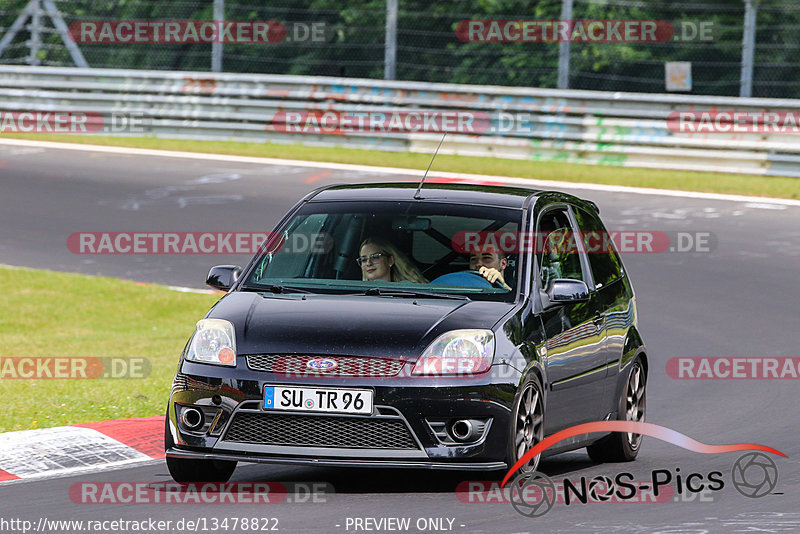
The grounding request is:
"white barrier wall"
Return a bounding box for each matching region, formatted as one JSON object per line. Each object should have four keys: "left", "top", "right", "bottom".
{"left": 1, "top": 66, "right": 799, "bottom": 177}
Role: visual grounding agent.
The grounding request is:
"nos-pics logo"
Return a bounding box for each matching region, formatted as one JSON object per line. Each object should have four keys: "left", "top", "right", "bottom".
{"left": 500, "top": 421, "right": 784, "bottom": 517}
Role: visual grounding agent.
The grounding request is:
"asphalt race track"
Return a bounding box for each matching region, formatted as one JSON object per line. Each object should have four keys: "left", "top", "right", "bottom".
{"left": 1, "top": 141, "right": 800, "bottom": 533}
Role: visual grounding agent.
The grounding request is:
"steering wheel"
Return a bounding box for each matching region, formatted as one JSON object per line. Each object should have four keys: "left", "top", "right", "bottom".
{"left": 430, "top": 270, "right": 504, "bottom": 289}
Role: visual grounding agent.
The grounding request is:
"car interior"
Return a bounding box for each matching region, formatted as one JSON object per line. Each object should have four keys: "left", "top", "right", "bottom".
{"left": 254, "top": 210, "right": 520, "bottom": 290}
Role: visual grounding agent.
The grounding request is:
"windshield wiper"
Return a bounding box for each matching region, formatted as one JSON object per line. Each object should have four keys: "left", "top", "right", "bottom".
{"left": 242, "top": 284, "right": 313, "bottom": 294}
{"left": 362, "top": 287, "right": 470, "bottom": 301}
{"left": 266, "top": 285, "right": 314, "bottom": 294}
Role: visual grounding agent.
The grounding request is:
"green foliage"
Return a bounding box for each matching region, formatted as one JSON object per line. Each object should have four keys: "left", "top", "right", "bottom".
{"left": 1, "top": 1, "right": 799, "bottom": 96}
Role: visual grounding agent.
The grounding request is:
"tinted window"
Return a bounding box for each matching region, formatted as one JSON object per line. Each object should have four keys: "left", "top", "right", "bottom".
{"left": 243, "top": 201, "right": 522, "bottom": 301}
{"left": 573, "top": 208, "right": 624, "bottom": 289}
{"left": 536, "top": 208, "right": 586, "bottom": 288}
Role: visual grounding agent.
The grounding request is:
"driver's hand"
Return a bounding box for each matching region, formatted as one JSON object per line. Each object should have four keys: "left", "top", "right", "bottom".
{"left": 478, "top": 266, "right": 511, "bottom": 290}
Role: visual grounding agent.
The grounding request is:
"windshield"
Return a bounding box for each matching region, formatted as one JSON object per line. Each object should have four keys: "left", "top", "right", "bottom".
{"left": 242, "top": 200, "right": 523, "bottom": 301}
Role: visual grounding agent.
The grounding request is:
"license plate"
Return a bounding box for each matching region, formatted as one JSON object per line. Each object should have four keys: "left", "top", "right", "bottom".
{"left": 264, "top": 385, "right": 373, "bottom": 415}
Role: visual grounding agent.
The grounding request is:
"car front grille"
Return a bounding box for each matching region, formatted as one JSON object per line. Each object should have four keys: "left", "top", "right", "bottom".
{"left": 222, "top": 412, "right": 419, "bottom": 449}
{"left": 245, "top": 354, "right": 404, "bottom": 377}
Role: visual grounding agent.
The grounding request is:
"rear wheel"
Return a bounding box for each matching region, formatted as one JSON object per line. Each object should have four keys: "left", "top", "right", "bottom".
{"left": 506, "top": 375, "right": 545, "bottom": 474}
{"left": 587, "top": 358, "right": 646, "bottom": 463}
{"left": 164, "top": 410, "right": 237, "bottom": 483}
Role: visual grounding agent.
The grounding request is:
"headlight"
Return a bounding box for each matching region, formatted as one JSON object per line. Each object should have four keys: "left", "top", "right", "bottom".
{"left": 411, "top": 329, "right": 494, "bottom": 376}
{"left": 185, "top": 319, "right": 237, "bottom": 366}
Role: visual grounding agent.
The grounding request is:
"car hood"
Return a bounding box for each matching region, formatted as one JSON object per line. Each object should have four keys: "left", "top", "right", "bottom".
{"left": 206, "top": 291, "right": 516, "bottom": 359}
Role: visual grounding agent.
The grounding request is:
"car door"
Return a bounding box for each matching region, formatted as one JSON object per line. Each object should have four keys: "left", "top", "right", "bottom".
{"left": 572, "top": 207, "right": 632, "bottom": 419}
{"left": 535, "top": 206, "right": 608, "bottom": 432}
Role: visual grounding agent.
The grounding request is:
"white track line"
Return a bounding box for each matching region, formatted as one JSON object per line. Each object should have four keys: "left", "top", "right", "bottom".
{"left": 1, "top": 138, "right": 799, "bottom": 207}
{"left": 0, "top": 459, "right": 163, "bottom": 486}
{"left": 166, "top": 285, "right": 220, "bottom": 294}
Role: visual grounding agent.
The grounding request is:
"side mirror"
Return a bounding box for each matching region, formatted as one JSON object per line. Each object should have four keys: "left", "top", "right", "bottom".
{"left": 206, "top": 265, "right": 242, "bottom": 291}
{"left": 543, "top": 279, "right": 590, "bottom": 307}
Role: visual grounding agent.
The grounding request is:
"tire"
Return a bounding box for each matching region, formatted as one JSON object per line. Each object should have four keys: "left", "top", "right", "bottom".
{"left": 164, "top": 409, "right": 237, "bottom": 483}
{"left": 166, "top": 456, "right": 237, "bottom": 483}
{"left": 586, "top": 358, "right": 646, "bottom": 463}
{"left": 506, "top": 374, "right": 545, "bottom": 475}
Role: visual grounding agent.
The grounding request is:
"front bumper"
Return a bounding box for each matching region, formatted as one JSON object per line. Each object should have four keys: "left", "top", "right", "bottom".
{"left": 167, "top": 359, "right": 520, "bottom": 469}
{"left": 165, "top": 448, "right": 508, "bottom": 470}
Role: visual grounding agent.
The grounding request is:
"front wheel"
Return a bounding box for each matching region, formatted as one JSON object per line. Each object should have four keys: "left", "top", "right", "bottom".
{"left": 166, "top": 456, "right": 237, "bottom": 483}
{"left": 587, "top": 358, "right": 646, "bottom": 463}
{"left": 506, "top": 375, "right": 545, "bottom": 475}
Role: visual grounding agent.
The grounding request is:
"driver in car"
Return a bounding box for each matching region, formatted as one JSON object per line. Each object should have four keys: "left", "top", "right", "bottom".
{"left": 469, "top": 246, "right": 511, "bottom": 290}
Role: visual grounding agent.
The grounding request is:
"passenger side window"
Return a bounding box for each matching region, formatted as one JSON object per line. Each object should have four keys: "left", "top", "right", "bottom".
{"left": 254, "top": 213, "right": 329, "bottom": 280}
{"left": 536, "top": 208, "right": 586, "bottom": 289}
{"left": 573, "top": 208, "right": 624, "bottom": 289}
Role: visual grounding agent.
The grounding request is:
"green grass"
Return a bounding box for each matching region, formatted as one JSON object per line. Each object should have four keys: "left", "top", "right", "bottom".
{"left": 4, "top": 133, "right": 799, "bottom": 199}
{"left": 0, "top": 266, "right": 220, "bottom": 432}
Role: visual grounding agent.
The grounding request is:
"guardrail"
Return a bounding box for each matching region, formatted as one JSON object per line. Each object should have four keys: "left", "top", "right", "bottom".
{"left": 1, "top": 66, "right": 799, "bottom": 177}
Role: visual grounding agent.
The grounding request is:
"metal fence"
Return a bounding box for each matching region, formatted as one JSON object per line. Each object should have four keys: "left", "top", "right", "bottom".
{"left": 1, "top": 1, "right": 800, "bottom": 98}
{"left": 2, "top": 65, "right": 799, "bottom": 177}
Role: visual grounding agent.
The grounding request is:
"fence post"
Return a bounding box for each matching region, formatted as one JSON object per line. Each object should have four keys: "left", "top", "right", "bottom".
{"left": 0, "top": 0, "right": 36, "bottom": 59}
{"left": 27, "top": 0, "right": 42, "bottom": 65}
{"left": 212, "top": 0, "right": 224, "bottom": 72}
{"left": 385, "top": 0, "right": 398, "bottom": 80}
{"left": 740, "top": 0, "right": 757, "bottom": 97}
{"left": 43, "top": 0, "right": 89, "bottom": 67}
{"left": 557, "top": 0, "right": 573, "bottom": 89}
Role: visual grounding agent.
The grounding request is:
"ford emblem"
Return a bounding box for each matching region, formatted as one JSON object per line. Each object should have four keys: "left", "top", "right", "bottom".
{"left": 306, "top": 358, "right": 338, "bottom": 372}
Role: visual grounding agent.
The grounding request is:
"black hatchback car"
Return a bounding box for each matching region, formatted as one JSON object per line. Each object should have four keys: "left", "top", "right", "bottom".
{"left": 165, "top": 182, "right": 647, "bottom": 482}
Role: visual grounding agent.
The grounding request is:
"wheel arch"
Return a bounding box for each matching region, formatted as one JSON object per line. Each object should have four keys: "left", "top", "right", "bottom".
{"left": 611, "top": 326, "right": 648, "bottom": 415}
{"left": 620, "top": 325, "right": 647, "bottom": 374}
{"left": 519, "top": 359, "right": 548, "bottom": 408}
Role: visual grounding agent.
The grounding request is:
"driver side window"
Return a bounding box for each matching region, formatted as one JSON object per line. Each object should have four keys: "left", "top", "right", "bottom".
{"left": 536, "top": 208, "right": 586, "bottom": 289}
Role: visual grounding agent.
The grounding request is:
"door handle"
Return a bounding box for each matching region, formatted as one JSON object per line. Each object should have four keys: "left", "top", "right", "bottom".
{"left": 592, "top": 314, "right": 605, "bottom": 327}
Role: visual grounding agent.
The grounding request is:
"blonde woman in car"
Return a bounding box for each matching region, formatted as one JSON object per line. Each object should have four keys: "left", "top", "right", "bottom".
{"left": 357, "top": 237, "right": 428, "bottom": 283}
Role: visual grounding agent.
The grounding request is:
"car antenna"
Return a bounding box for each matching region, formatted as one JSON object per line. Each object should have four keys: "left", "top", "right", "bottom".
{"left": 414, "top": 133, "right": 446, "bottom": 200}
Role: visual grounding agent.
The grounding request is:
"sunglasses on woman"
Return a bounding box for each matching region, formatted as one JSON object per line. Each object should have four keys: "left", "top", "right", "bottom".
{"left": 356, "top": 252, "right": 387, "bottom": 266}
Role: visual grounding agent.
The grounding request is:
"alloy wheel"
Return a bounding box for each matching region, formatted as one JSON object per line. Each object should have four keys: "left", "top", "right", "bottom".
{"left": 625, "top": 362, "right": 646, "bottom": 449}
{"left": 515, "top": 381, "right": 544, "bottom": 472}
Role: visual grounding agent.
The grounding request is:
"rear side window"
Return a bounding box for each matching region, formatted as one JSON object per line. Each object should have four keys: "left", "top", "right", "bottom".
{"left": 573, "top": 208, "right": 624, "bottom": 289}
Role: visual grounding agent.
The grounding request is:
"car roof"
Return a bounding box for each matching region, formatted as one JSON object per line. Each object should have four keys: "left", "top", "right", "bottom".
{"left": 307, "top": 182, "right": 598, "bottom": 212}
